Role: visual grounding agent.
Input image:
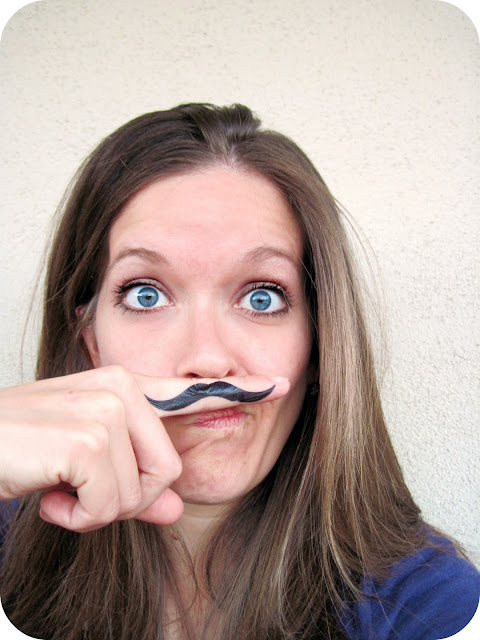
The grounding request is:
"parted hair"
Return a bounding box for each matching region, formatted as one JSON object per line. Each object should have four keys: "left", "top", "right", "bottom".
{"left": 1, "top": 104, "right": 430, "bottom": 639}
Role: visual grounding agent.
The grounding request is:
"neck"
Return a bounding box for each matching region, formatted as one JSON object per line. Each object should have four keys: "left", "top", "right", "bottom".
{"left": 168, "top": 501, "right": 229, "bottom": 557}
{"left": 162, "top": 503, "right": 229, "bottom": 639}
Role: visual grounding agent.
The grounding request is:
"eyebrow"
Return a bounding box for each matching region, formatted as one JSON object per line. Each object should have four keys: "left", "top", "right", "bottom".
{"left": 108, "top": 247, "right": 171, "bottom": 273}
{"left": 108, "top": 244, "right": 299, "bottom": 274}
{"left": 241, "top": 246, "right": 300, "bottom": 268}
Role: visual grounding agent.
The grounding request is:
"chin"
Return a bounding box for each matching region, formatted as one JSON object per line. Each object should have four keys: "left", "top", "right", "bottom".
{"left": 171, "top": 467, "right": 260, "bottom": 506}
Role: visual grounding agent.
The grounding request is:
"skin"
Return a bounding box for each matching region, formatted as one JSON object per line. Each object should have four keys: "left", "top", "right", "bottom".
{"left": 0, "top": 370, "right": 287, "bottom": 532}
{"left": 82, "top": 167, "right": 313, "bottom": 538}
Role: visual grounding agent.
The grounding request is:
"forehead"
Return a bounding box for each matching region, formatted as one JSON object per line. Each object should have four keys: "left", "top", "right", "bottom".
{"left": 108, "top": 168, "right": 304, "bottom": 264}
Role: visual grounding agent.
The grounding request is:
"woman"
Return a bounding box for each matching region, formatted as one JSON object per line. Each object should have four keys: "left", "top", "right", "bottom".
{"left": 0, "top": 103, "right": 478, "bottom": 639}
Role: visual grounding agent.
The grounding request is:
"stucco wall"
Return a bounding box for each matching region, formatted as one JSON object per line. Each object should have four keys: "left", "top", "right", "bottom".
{"left": 0, "top": 0, "right": 478, "bottom": 574}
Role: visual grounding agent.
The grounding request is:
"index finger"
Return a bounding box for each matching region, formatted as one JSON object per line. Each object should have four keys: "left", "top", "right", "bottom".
{"left": 134, "top": 374, "right": 290, "bottom": 418}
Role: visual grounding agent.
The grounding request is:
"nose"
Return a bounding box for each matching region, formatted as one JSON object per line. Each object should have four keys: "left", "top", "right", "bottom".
{"left": 175, "top": 300, "right": 238, "bottom": 379}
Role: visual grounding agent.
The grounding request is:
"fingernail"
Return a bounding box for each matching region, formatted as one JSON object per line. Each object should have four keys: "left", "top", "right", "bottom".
{"left": 269, "top": 376, "right": 289, "bottom": 384}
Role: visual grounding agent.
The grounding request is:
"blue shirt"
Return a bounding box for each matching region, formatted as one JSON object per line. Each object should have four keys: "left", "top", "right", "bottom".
{"left": 1, "top": 502, "right": 479, "bottom": 639}
{"left": 341, "top": 536, "right": 480, "bottom": 639}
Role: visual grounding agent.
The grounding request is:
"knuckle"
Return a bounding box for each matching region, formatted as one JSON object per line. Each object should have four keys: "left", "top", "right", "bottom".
{"left": 164, "top": 452, "right": 183, "bottom": 482}
{"left": 172, "top": 455, "right": 183, "bottom": 480}
{"left": 75, "top": 423, "right": 110, "bottom": 456}
{"left": 140, "top": 454, "right": 182, "bottom": 492}
{"left": 92, "top": 389, "right": 125, "bottom": 421}
{"left": 101, "top": 364, "right": 132, "bottom": 389}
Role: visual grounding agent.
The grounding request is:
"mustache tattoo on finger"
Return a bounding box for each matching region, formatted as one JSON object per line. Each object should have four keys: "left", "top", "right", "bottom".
{"left": 145, "top": 381, "right": 275, "bottom": 412}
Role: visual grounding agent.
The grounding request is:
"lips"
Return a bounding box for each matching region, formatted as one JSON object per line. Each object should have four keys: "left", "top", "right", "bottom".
{"left": 191, "top": 407, "right": 248, "bottom": 429}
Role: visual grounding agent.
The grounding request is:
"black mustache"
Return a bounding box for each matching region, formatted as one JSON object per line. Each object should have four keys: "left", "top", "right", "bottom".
{"left": 145, "top": 381, "right": 275, "bottom": 411}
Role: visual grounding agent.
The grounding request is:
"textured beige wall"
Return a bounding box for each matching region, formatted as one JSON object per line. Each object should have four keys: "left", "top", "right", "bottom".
{"left": 0, "top": 0, "right": 478, "bottom": 569}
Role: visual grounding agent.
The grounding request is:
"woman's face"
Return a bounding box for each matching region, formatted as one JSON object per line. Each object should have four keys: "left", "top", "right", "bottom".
{"left": 84, "top": 168, "right": 312, "bottom": 506}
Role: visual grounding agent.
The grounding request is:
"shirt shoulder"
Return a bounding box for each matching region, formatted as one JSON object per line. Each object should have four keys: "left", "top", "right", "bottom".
{"left": 341, "top": 536, "right": 480, "bottom": 640}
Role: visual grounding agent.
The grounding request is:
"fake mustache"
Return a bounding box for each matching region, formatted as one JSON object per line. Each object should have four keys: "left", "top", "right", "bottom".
{"left": 145, "top": 381, "right": 275, "bottom": 412}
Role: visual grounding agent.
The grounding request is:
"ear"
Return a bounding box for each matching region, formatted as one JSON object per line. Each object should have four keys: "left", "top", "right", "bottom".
{"left": 81, "top": 323, "right": 101, "bottom": 368}
{"left": 76, "top": 305, "right": 101, "bottom": 368}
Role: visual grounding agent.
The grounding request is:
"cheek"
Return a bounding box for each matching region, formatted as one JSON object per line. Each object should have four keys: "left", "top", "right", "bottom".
{"left": 89, "top": 312, "right": 175, "bottom": 374}
{"left": 233, "top": 313, "right": 312, "bottom": 367}
{"left": 97, "top": 338, "right": 177, "bottom": 376}
{"left": 252, "top": 327, "right": 312, "bottom": 384}
{"left": 278, "top": 362, "right": 309, "bottom": 427}
{"left": 253, "top": 326, "right": 311, "bottom": 430}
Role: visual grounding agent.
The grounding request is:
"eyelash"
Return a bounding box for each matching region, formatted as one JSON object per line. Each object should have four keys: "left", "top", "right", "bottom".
{"left": 113, "top": 279, "right": 170, "bottom": 315}
{"left": 113, "top": 279, "right": 292, "bottom": 317}
{"left": 237, "top": 281, "right": 292, "bottom": 318}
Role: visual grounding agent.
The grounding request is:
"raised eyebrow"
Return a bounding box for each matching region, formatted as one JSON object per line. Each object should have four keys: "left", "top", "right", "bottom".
{"left": 107, "top": 245, "right": 300, "bottom": 275}
{"left": 241, "top": 246, "right": 300, "bottom": 268}
{"left": 107, "top": 247, "right": 171, "bottom": 273}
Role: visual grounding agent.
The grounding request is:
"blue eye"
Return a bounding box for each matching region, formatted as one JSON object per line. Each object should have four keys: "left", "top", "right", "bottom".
{"left": 250, "top": 290, "right": 272, "bottom": 311}
{"left": 238, "top": 287, "right": 286, "bottom": 314}
{"left": 124, "top": 285, "right": 169, "bottom": 310}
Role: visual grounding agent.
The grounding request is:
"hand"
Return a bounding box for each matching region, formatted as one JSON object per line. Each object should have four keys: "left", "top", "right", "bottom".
{"left": 0, "top": 366, "right": 288, "bottom": 533}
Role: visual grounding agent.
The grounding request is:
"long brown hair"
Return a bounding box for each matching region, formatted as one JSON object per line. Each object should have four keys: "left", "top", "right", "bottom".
{"left": 1, "top": 104, "right": 429, "bottom": 639}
